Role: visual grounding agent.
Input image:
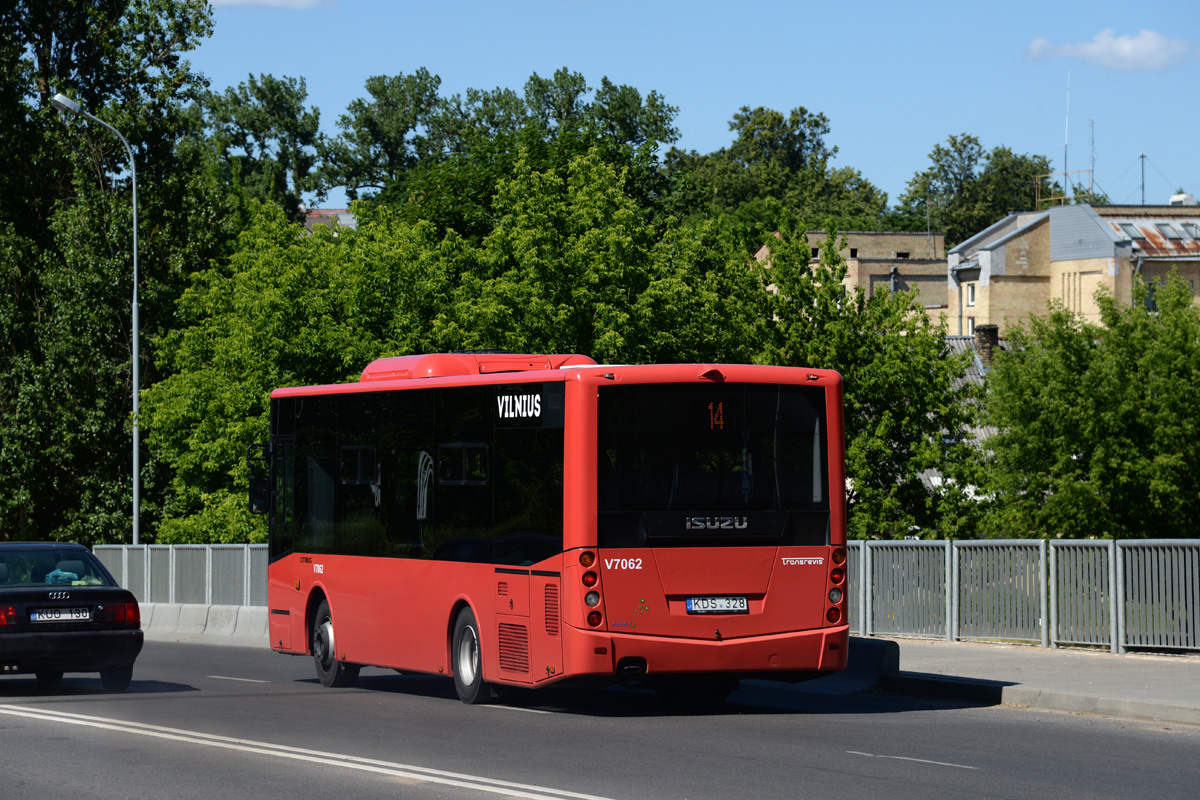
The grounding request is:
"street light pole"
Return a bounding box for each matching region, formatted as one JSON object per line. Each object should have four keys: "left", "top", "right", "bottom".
{"left": 51, "top": 93, "right": 140, "bottom": 545}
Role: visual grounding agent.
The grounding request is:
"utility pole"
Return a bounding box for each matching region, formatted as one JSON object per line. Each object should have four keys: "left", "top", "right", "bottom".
{"left": 1140, "top": 153, "right": 1146, "bottom": 205}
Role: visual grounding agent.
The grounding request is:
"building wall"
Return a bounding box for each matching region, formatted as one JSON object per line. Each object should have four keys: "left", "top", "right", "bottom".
{"left": 807, "top": 230, "right": 944, "bottom": 260}
{"left": 975, "top": 219, "right": 1052, "bottom": 334}
{"left": 1050, "top": 257, "right": 1112, "bottom": 324}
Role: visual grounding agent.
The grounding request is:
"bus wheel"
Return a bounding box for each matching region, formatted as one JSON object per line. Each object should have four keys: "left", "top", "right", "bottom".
{"left": 312, "top": 600, "right": 360, "bottom": 688}
{"left": 451, "top": 607, "right": 491, "bottom": 704}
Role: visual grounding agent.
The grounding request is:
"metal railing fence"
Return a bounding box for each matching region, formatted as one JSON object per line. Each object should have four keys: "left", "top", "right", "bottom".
{"left": 95, "top": 540, "right": 1200, "bottom": 654}
{"left": 94, "top": 544, "right": 267, "bottom": 609}
{"left": 847, "top": 539, "right": 1197, "bottom": 654}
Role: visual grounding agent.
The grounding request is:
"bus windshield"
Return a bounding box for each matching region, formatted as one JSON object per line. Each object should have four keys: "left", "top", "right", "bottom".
{"left": 597, "top": 383, "right": 830, "bottom": 548}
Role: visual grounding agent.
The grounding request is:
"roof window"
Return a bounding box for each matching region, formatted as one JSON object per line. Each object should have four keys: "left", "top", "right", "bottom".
{"left": 1155, "top": 223, "right": 1181, "bottom": 239}
{"left": 1119, "top": 223, "right": 1144, "bottom": 239}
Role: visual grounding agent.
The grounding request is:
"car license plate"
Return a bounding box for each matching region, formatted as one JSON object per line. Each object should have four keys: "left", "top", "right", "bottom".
{"left": 685, "top": 596, "right": 748, "bottom": 614}
{"left": 31, "top": 607, "right": 91, "bottom": 622}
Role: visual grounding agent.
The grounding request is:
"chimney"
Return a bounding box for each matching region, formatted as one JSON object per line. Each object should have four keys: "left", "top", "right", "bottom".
{"left": 975, "top": 324, "right": 1000, "bottom": 368}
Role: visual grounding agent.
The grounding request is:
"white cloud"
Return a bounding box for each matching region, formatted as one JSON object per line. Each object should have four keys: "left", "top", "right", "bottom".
{"left": 1026, "top": 29, "right": 1194, "bottom": 71}
{"left": 210, "top": 0, "right": 325, "bottom": 8}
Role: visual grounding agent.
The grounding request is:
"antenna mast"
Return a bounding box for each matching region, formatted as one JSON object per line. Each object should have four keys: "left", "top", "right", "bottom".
{"left": 1063, "top": 71, "right": 1070, "bottom": 195}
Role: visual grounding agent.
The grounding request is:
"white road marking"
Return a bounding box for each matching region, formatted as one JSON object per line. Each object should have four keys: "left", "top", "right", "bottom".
{"left": 206, "top": 676, "right": 269, "bottom": 683}
{"left": 847, "top": 750, "right": 980, "bottom": 770}
{"left": 0, "top": 704, "right": 613, "bottom": 800}
{"left": 484, "top": 704, "right": 550, "bottom": 714}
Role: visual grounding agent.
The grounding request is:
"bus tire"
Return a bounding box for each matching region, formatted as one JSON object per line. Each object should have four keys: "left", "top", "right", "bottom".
{"left": 312, "top": 599, "right": 360, "bottom": 688}
{"left": 451, "top": 607, "right": 491, "bottom": 704}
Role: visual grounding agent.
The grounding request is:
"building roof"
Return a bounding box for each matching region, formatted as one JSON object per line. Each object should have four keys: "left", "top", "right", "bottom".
{"left": 304, "top": 209, "right": 357, "bottom": 232}
{"left": 1094, "top": 213, "right": 1200, "bottom": 260}
{"left": 949, "top": 211, "right": 1048, "bottom": 258}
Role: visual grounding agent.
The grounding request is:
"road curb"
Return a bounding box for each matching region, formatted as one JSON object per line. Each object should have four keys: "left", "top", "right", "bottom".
{"left": 880, "top": 673, "right": 1200, "bottom": 727}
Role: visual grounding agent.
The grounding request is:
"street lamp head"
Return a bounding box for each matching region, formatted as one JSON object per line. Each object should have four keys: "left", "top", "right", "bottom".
{"left": 51, "top": 93, "right": 82, "bottom": 115}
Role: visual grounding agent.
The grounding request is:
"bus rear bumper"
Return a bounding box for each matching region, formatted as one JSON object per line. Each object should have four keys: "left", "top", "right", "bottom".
{"left": 563, "top": 625, "right": 849, "bottom": 682}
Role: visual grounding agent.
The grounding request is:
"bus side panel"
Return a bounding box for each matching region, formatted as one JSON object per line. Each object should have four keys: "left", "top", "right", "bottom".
{"left": 530, "top": 573, "right": 564, "bottom": 682}
{"left": 268, "top": 558, "right": 303, "bottom": 653}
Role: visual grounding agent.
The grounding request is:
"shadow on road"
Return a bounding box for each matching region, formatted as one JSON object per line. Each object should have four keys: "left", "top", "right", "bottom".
{"left": 326, "top": 669, "right": 989, "bottom": 719}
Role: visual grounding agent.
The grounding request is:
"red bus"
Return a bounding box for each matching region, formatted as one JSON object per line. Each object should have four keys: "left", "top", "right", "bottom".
{"left": 251, "top": 352, "right": 848, "bottom": 704}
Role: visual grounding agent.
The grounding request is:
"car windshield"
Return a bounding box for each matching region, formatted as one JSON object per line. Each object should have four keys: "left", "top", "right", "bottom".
{"left": 0, "top": 549, "right": 114, "bottom": 587}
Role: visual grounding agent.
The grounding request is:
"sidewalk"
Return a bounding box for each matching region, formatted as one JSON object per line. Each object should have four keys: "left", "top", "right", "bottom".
{"left": 874, "top": 637, "right": 1200, "bottom": 727}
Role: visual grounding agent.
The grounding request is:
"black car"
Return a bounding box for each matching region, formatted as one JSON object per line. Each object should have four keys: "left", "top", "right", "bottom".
{"left": 0, "top": 542, "right": 143, "bottom": 690}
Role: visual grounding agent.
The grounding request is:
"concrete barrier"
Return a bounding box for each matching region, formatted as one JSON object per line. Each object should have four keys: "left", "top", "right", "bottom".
{"left": 205, "top": 605, "right": 240, "bottom": 636}
{"left": 138, "top": 602, "right": 269, "bottom": 647}
{"left": 234, "top": 606, "right": 268, "bottom": 639}
{"left": 147, "top": 603, "right": 182, "bottom": 634}
{"left": 177, "top": 604, "right": 209, "bottom": 635}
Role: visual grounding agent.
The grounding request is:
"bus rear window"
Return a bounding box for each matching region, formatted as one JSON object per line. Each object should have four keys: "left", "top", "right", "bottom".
{"left": 597, "top": 383, "right": 830, "bottom": 548}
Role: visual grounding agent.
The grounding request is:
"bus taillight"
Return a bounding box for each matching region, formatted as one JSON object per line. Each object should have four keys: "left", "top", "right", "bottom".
{"left": 582, "top": 571, "right": 598, "bottom": 587}
{"left": 831, "top": 548, "right": 846, "bottom": 565}
{"left": 587, "top": 611, "right": 603, "bottom": 627}
{"left": 826, "top": 607, "right": 841, "bottom": 624}
{"left": 830, "top": 567, "right": 845, "bottom": 585}
{"left": 579, "top": 551, "right": 595, "bottom": 568}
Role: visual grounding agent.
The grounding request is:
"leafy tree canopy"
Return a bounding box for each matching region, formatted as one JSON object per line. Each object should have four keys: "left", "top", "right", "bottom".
{"left": 981, "top": 272, "right": 1200, "bottom": 539}
{"left": 897, "top": 133, "right": 1056, "bottom": 247}
{"left": 202, "top": 73, "right": 323, "bottom": 223}
{"left": 757, "top": 218, "right": 978, "bottom": 538}
{"left": 663, "top": 106, "right": 889, "bottom": 251}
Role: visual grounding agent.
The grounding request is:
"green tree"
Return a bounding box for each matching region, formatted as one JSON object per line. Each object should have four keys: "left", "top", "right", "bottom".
{"left": 433, "top": 149, "right": 763, "bottom": 363}
{"left": 757, "top": 217, "right": 977, "bottom": 538}
{"left": 897, "top": 133, "right": 1055, "bottom": 247}
{"left": 981, "top": 272, "right": 1200, "bottom": 538}
{"left": 202, "top": 73, "right": 323, "bottom": 223}
{"left": 143, "top": 202, "right": 452, "bottom": 542}
{"left": 0, "top": 0, "right": 235, "bottom": 544}
{"left": 331, "top": 68, "right": 680, "bottom": 243}
{"left": 320, "top": 68, "right": 444, "bottom": 202}
{"left": 664, "top": 106, "right": 888, "bottom": 250}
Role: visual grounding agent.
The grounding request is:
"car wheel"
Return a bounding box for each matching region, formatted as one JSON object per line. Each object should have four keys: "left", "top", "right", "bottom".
{"left": 451, "top": 607, "right": 491, "bottom": 704}
{"left": 100, "top": 665, "right": 133, "bottom": 692}
{"left": 312, "top": 599, "right": 359, "bottom": 688}
{"left": 35, "top": 671, "right": 63, "bottom": 686}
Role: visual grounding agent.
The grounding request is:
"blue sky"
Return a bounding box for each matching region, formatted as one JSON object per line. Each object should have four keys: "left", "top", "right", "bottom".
{"left": 195, "top": 0, "right": 1198, "bottom": 210}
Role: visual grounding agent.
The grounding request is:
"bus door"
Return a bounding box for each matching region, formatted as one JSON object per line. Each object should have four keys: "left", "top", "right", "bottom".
{"left": 269, "top": 437, "right": 296, "bottom": 649}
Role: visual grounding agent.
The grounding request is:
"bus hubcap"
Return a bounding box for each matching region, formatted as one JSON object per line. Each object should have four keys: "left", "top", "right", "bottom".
{"left": 458, "top": 627, "right": 478, "bottom": 685}
{"left": 315, "top": 620, "right": 334, "bottom": 667}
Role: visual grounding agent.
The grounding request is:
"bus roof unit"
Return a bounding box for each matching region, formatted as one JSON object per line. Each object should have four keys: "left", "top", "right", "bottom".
{"left": 360, "top": 352, "right": 597, "bottom": 382}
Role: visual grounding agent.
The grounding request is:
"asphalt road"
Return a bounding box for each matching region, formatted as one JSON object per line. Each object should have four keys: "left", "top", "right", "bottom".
{"left": 0, "top": 640, "right": 1195, "bottom": 800}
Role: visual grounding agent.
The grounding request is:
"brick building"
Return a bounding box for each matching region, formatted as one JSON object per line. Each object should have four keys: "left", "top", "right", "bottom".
{"left": 755, "top": 230, "right": 950, "bottom": 324}
{"left": 947, "top": 203, "right": 1200, "bottom": 336}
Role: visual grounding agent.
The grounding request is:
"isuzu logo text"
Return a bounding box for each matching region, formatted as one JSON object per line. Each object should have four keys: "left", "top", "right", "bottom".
{"left": 685, "top": 516, "right": 748, "bottom": 530}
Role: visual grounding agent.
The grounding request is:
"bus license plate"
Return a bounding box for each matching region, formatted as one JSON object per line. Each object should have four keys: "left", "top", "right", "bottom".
{"left": 685, "top": 596, "right": 748, "bottom": 614}
{"left": 31, "top": 608, "right": 91, "bottom": 622}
